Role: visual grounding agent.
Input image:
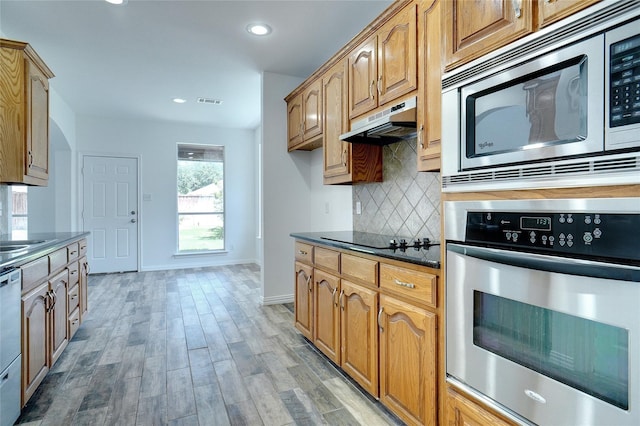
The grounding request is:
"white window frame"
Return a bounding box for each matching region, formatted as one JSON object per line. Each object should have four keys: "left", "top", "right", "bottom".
{"left": 176, "top": 143, "right": 226, "bottom": 254}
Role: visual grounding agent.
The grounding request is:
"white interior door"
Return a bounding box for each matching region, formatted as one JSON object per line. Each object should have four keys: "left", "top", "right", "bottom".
{"left": 82, "top": 155, "right": 138, "bottom": 273}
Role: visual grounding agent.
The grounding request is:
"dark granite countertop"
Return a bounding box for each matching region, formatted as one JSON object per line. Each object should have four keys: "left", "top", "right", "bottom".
{"left": 0, "top": 232, "right": 90, "bottom": 272}
{"left": 291, "top": 231, "right": 441, "bottom": 269}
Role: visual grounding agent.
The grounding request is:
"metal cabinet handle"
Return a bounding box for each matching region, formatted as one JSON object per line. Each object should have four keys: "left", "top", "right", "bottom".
{"left": 513, "top": 0, "right": 522, "bottom": 18}
{"left": 28, "top": 151, "right": 33, "bottom": 168}
{"left": 369, "top": 80, "right": 376, "bottom": 100}
{"left": 339, "top": 290, "right": 344, "bottom": 310}
{"left": 377, "top": 76, "right": 382, "bottom": 95}
{"left": 342, "top": 148, "right": 347, "bottom": 167}
{"left": 332, "top": 287, "right": 338, "bottom": 306}
{"left": 298, "top": 250, "right": 307, "bottom": 255}
{"left": 418, "top": 125, "right": 425, "bottom": 149}
{"left": 394, "top": 279, "right": 416, "bottom": 289}
{"left": 306, "top": 274, "right": 312, "bottom": 292}
{"left": 84, "top": 262, "right": 90, "bottom": 275}
{"left": 377, "top": 307, "right": 384, "bottom": 332}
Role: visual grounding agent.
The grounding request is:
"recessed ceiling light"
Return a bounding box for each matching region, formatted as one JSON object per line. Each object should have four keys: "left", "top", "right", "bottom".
{"left": 172, "top": 98, "right": 187, "bottom": 104}
{"left": 105, "top": 0, "right": 127, "bottom": 5}
{"left": 247, "top": 23, "right": 272, "bottom": 36}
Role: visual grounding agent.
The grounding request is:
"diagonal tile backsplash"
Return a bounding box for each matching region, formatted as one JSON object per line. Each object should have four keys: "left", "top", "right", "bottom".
{"left": 353, "top": 138, "right": 442, "bottom": 242}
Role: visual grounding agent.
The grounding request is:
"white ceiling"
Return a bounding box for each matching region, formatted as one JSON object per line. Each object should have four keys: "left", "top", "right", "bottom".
{"left": 0, "top": 0, "right": 393, "bottom": 130}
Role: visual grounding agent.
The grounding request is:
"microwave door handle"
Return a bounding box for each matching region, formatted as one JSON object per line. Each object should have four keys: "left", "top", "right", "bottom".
{"left": 447, "top": 243, "right": 640, "bottom": 282}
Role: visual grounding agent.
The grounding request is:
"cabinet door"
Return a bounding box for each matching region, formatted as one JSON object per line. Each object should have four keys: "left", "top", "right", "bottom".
{"left": 446, "top": 386, "right": 515, "bottom": 426}
{"left": 80, "top": 256, "right": 89, "bottom": 319}
{"left": 417, "top": 0, "right": 442, "bottom": 172}
{"left": 303, "top": 80, "right": 322, "bottom": 141}
{"left": 349, "top": 35, "right": 378, "bottom": 119}
{"left": 22, "top": 282, "right": 49, "bottom": 404}
{"left": 26, "top": 59, "right": 49, "bottom": 181}
{"left": 444, "top": 0, "right": 533, "bottom": 71}
{"left": 340, "top": 280, "right": 378, "bottom": 397}
{"left": 538, "top": 0, "right": 600, "bottom": 28}
{"left": 49, "top": 269, "right": 69, "bottom": 365}
{"left": 323, "top": 60, "right": 351, "bottom": 180}
{"left": 378, "top": 2, "right": 418, "bottom": 106}
{"left": 314, "top": 269, "right": 340, "bottom": 364}
{"left": 287, "top": 93, "right": 304, "bottom": 150}
{"left": 379, "top": 295, "right": 437, "bottom": 426}
{"left": 294, "top": 262, "right": 313, "bottom": 340}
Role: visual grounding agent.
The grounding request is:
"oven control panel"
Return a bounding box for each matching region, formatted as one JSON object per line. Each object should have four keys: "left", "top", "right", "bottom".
{"left": 465, "top": 211, "right": 640, "bottom": 262}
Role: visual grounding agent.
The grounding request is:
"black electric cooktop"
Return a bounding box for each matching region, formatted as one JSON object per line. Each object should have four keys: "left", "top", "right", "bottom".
{"left": 291, "top": 231, "right": 441, "bottom": 269}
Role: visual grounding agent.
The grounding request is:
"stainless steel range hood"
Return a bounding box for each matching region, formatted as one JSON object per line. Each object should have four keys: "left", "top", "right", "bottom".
{"left": 339, "top": 96, "right": 417, "bottom": 145}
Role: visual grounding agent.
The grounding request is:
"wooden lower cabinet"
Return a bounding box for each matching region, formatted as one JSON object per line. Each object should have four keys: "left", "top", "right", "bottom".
{"left": 379, "top": 294, "right": 437, "bottom": 426}
{"left": 340, "top": 280, "right": 378, "bottom": 397}
{"left": 445, "top": 386, "right": 514, "bottom": 426}
{"left": 313, "top": 269, "right": 340, "bottom": 364}
{"left": 20, "top": 238, "right": 90, "bottom": 406}
{"left": 294, "top": 261, "right": 313, "bottom": 340}
{"left": 293, "top": 240, "right": 440, "bottom": 425}
{"left": 48, "top": 269, "right": 69, "bottom": 365}
{"left": 21, "top": 282, "right": 49, "bottom": 404}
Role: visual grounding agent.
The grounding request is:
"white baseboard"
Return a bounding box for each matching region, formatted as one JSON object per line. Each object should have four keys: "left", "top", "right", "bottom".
{"left": 261, "top": 294, "right": 294, "bottom": 305}
{"left": 140, "top": 258, "right": 259, "bottom": 272}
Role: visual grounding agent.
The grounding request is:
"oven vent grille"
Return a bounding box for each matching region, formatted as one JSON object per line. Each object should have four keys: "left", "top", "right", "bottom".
{"left": 442, "top": 153, "right": 640, "bottom": 189}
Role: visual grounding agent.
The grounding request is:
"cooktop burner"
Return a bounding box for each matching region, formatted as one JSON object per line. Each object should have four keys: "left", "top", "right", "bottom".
{"left": 321, "top": 231, "right": 439, "bottom": 251}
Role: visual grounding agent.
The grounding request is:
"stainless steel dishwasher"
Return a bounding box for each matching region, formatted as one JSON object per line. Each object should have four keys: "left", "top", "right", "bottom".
{"left": 0, "top": 268, "right": 21, "bottom": 426}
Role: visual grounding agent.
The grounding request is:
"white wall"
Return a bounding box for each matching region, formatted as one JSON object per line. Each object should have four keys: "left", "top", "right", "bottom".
{"left": 260, "top": 72, "right": 352, "bottom": 304}
{"left": 76, "top": 116, "right": 257, "bottom": 271}
{"left": 28, "top": 88, "right": 77, "bottom": 233}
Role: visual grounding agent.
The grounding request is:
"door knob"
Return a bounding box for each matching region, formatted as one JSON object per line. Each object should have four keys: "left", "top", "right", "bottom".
{"left": 131, "top": 211, "right": 136, "bottom": 215}
{"left": 130, "top": 219, "right": 137, "bottom": 223}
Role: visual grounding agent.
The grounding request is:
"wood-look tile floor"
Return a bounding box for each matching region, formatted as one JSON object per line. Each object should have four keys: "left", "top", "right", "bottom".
{"left": 16, "top": 264, "right": 403, "bottom": 426}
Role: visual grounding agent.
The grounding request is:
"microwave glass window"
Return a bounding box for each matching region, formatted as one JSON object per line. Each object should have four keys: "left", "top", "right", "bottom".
{"left": 473, "top": 291, "right": 629, "bottom": 410}
{"left": 466, "top": 56, "right": 588, "bottom": 158}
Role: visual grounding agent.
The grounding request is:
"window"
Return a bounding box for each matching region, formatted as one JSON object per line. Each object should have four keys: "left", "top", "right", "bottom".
{"left": 177, "top": 144, "right": 224, "bottom": 252}
{"left": 11, "top": 186, "right": 28, "bottom": 240}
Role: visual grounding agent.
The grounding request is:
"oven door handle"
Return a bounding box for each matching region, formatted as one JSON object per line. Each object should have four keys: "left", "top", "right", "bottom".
{"left": 447, "top": 243, "right": 640, "bottom": 282}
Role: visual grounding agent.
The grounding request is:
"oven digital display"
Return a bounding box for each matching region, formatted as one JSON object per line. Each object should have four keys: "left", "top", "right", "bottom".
{"left": 520, "top": 216, "right": 551, "bottom": 231}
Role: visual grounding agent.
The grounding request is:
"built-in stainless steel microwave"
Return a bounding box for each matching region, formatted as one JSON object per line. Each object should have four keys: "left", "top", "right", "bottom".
{"left": 441, "top": 2, "right": 640, "bottom": 192}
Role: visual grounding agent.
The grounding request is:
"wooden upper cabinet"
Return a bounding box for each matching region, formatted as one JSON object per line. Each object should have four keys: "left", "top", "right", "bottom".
{"left": 323, "top": 60, "right": 351, "bottom": 181}
{"left": 287, "top": 93, "right": 304, "bottom": 150}
{"left": 444, "top": 0, "right": 534, "bottom": 72}
{"left": 349, "top": 1, "right": 417, "bottom": 119}
{"left": 0, "top": 39, "right": 54, "bottom": 186}
{"left": 348, "top": 35, "right": 378, "bottom": 119}
{"left": 287, "top": 80, "right": 323, "bottom": 152}
{"left": 377, "top": 2, "right": 418, "bottom": 106}
{"left": 538, "top": 0, "right": 601, "bottom": 28}
{"left": 417, "top": 0, "right": 443, "bottom": 172}
{"left": 323, "top": 59, "right": 383, "bottom": 185}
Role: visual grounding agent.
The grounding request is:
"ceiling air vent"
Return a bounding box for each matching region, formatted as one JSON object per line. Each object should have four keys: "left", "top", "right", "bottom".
{"left": 196, "top": 97, "right": 223, "bottom": 105}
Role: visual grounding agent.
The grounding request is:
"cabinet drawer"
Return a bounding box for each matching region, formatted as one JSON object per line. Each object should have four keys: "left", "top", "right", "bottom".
{"left": 342, "top": 254, "right": 378, "bottom": 286}
{"left": 79, "top": 239, "right": 88, "bottom": 257}
{"left": 314, "top": 247, "right": 340, "bottom": 273}
{"left": 295, "top": 242, "right": 314, "bottom": 264}
{"left": 67, "top": 242, "right": 80, "bottom": 261}
{"left": 68, "top": 307, "right": 80, "bottom": 339}
{"left": 380, "top": 263, "right": 436, "bottom": 308}
{"left": 49, "top": 248, "right": 68, "bottom": 274}
{"left": 68, "top": 283, "right": 80, "bottom": 311}
{"left": 21, "top": 256, "right": 49, "bottom": 293}
{"left": 68, "top": 261, "right": 80, "bottom": 286}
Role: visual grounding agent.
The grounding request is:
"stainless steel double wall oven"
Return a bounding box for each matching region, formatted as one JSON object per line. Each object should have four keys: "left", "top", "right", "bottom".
{"left": 445, "top": 198, "right": 640, "bottom": 426}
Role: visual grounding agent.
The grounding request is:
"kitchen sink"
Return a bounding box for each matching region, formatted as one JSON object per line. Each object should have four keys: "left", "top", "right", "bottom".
{"left": 0, "top": 240, "right": 48, "bottom": 253}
